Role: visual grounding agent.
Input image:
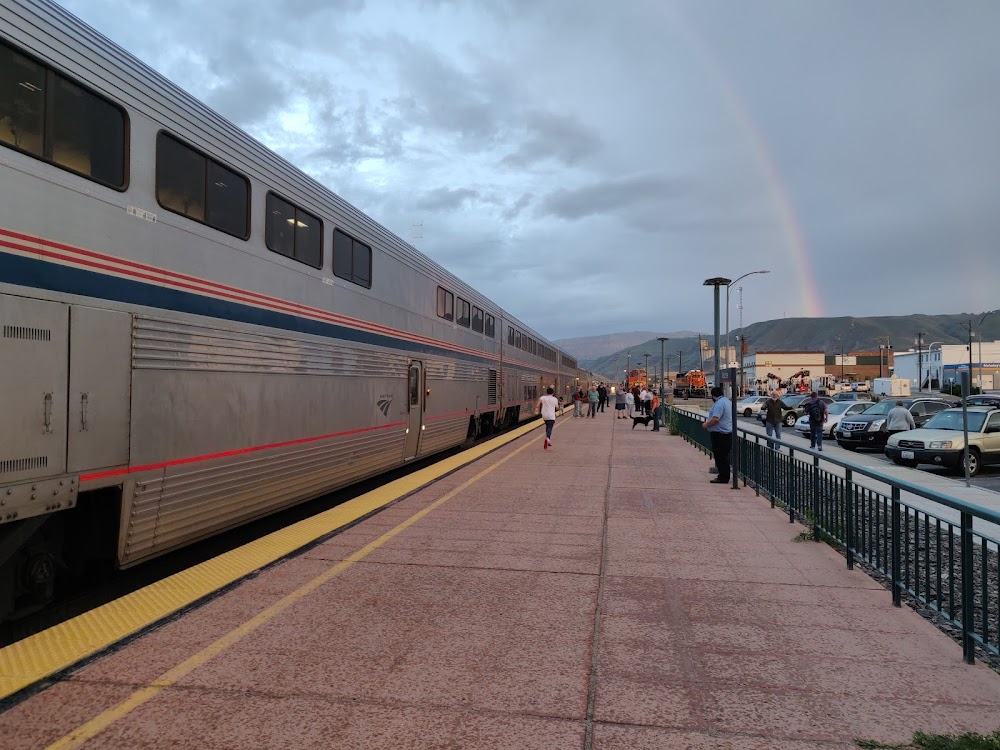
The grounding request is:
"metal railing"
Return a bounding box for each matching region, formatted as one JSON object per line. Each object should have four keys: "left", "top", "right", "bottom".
{"left": 667, "top": 406, "right": 1000, "bottom": 664}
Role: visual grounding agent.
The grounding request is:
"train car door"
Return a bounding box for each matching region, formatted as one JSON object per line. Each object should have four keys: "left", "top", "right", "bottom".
{"left": 402, "top": 361, "right": 424, "bottom": 461}
{"left": 0, "top": 296, "right": 68, "bottom": 483}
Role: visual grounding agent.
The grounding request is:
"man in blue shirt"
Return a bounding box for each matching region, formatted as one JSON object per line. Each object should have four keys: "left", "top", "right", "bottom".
{"left": 702, "top": 386, "right": 733, "bottom": 484}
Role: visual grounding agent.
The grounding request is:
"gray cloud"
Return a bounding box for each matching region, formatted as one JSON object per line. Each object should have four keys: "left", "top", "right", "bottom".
{"left": 58, "top": 0, "right": 1000, "bottom": 339}
{"left": 537, "top": 174, "right": 691, "bottom": 223}
{"left": 501, "top": 111, "right": 603, "bottom": 167}
{"left": 414, "top": 187, "right": 481, "bottom": 212}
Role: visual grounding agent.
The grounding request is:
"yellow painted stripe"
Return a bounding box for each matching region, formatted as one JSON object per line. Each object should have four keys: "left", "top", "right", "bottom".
{"left": 44, "top": 431, "right": 539, "bottom": 750}
{"left": 0, "top": 414, "right": 557, "bottom": 703}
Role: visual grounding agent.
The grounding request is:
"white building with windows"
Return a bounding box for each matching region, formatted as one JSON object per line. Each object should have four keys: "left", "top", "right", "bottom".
{"left": 894, "top": 341, "right": 1000, "bottom": 392}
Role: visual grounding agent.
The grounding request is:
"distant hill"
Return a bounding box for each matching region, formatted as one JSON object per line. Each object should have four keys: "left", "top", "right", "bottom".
{"left": 582, "top": 311, "right": 999, "bottom": 381}
{"left": 555, "top": 330, "right": 699, "bottom": 361}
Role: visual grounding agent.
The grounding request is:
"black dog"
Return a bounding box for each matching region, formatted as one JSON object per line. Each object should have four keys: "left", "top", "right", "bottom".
{"left": 631, "top": 414, "right": 654, "bottom": 430}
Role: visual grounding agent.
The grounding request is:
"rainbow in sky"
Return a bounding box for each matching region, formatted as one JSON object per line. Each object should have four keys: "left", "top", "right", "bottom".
{"left": 663, "top": 2, "right": 823, "bottom": 318}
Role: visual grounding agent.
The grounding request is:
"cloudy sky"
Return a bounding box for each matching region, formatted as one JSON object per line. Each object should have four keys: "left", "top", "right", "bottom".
{"left": 60, "top": 0, "right": 1000, "bottom": 340}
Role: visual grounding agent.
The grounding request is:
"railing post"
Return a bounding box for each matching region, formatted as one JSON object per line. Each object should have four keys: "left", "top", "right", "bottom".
{"left": 891, "top": 486, "right": 901, "bottom": 608}
{"left": 845, "top": 468, "right": 855, "bottom": 570}
{"left": 961, "top": 511, "right": 975, "bottom": 664}
{"left": 788, "top": 447, "right": 796, "bottom": 522}
{"left": 753, "top": 436, "right": 760, "bottom": 496}
{"left": 812, "top": 455, "right": 821, "bottom": 542}
{"left": 768, "top": 438, "right": 776, "bottom": 507}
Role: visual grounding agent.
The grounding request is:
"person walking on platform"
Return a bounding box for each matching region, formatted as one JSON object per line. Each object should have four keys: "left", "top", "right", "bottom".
{"left": 537, "top": 387, "right": 559, "bottom": 449}
{"left": 597, "top": 384, "right": 608, "bottom": 412}
{"left": 615, "top": 388, "right": 627, "bottom": 418}
{"left": 702, "top": 386, "right": 733, "bottom": 483}
{"left": 762, "top": 391, "right": 789, "bottom": 448}
{"left": 625, "top": 389, "right": 635, "bottom": 419}
{"left": 572, "top": 389, "right": 583, "bottom": 418}
{"left": 587, "top": 385, "right": 599, "bottom": 418}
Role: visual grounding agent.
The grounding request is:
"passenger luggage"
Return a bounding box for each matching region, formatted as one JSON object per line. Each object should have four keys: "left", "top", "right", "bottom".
{"left": 806, "top": 400, "right": 825, "bottom": 424}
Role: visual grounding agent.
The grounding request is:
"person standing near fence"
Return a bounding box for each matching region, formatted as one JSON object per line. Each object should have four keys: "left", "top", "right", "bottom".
{"left": 761, "top": 391, "right": 788, "bottom": 448}
{"left": 804, "top": 391, "right": 829, "bottom": 451}
{"left": 702, "top": 386, "right": 733, "bottom": 484}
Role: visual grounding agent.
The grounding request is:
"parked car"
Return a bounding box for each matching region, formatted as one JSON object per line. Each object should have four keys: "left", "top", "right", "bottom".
{"left": 736, "top": 395, "right": 770, "bottom": 418}
{"left": 885, "top": 406, "right": 1000, "bottom": 476}
{"left": 794, "top": 401, "right": 873, "bottom": 439}
{"left": 835, "top": 395, "right": 958, "bottom": 451}
{"left": 833, "top": 391, "right": 875, "bottom": 403}
{"left": 965, "top": 394, "right": 1000, "bottom": 408}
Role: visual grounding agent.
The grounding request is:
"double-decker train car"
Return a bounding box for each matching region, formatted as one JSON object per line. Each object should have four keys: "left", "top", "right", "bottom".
{"left": 0, "top": 0, "right": 584, "bottom": 621}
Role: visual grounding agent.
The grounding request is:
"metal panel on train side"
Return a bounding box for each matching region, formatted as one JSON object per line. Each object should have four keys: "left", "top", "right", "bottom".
{"left": 67, "top": 306, "right": 131, "bottom": 472}
{"left": 0, "top": 295, "right": 68, "bottom": 482}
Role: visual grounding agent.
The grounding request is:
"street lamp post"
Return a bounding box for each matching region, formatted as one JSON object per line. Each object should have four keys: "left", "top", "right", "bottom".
{"left": 643, "top": 353, "right": 651, "bottom": 390}
{"left": 915, "top": 332, "right": 925, "bottom": 393}
{"left": 978, "top": 311, "right": 993, "bottom": 392}
{"left": 927, "top": 342, "right": 943, "bottom": 390}
{"left": 724, "top": 270, "right": 770, "bottom": 371}
{"left": 703, "top": 277, "right": 731, "bottom": 389}
{"left": 657, "top": 337, "right": 669, "bottom": 400}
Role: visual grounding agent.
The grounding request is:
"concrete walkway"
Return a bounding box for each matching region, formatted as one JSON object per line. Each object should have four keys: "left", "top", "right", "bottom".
{"left": 2, "top": 408, "right": 999, "bottom": 748}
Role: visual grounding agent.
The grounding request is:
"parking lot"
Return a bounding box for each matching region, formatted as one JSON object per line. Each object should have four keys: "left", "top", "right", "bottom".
{"left": 735, "top": 411, "right": 1000, "bottom": 493}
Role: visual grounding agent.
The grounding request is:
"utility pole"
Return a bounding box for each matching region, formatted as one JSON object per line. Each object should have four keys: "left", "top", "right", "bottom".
{"left": 657, "top": 337, "right": 669, "bottom": 401}
{"left": 876, "top": 336, "right": 892, "bottom": 381}
{"left": 915, "top": 332, "right": 925, "bottom": 393}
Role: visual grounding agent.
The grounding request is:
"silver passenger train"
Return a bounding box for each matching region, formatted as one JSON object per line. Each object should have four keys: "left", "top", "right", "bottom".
{"left": 0, "top": 0, "right": 586, "bottom": 621}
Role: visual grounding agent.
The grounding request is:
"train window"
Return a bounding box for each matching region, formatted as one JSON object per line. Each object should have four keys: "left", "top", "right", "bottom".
{"left": 265, "top": 192, "right": 323, "bottom": 268}
{"left": 471, "top": 306, "right": 484, "bottom": 333}
{"left": 207, "top": 161, "right": 249, "bottom": 238}
{"left": 436, "top": 286, "right": 454, "bottom": 321}
{"left": 333, "top": 228, "right": 372, "bottom": 287}
{"left": 485, "top": 315, "right": 495, "bottom": 338}
{"left": 456, "top": 298, "right": 471, "bottom": 328}
{"left": 0, "top": 40, "right": 127, "bottom": 189}
{"left": 409, "top": 367, "right": 420, "bottom": 407}
{"left": 156, "top": 132, "right": 249, "bottom": 238}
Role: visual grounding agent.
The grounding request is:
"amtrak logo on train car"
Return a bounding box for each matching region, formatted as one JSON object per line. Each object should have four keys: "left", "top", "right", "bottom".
{"left": 376, "top": 397, "right": 393, "bottom": 417}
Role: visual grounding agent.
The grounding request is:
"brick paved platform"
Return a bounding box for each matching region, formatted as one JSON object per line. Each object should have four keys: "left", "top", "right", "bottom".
{"left": 3, "top": 408, "right": 999, "bottom": 748}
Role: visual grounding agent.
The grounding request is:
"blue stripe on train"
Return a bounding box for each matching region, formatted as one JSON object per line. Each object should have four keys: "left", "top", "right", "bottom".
{"left": 1, "top": 251, "right": 496, "bottom": 364}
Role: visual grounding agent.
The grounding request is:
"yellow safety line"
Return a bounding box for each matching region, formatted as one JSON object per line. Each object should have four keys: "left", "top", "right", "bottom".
{"left": 0, "top": 414, "right": 558, "bottom": 703}
{"left": 44, "top": 434, "right": 538, "bottom": 750}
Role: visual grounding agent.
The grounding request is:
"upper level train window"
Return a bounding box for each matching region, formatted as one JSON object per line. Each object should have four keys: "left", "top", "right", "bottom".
{"left": 156, "top": 132, "right": 249, "bottom": 239}
{"left": 471, "top": 306, "right": 484, "bottom": 334}
{"left": 265, "top": 192, "right": 322, "bottom": 268}
{"left": 0, "top": 40, "right": 127, "bottom": 189}
{"left": 456, "top": 297, "right": 471, "bottom": 328}
{"left": 333, "top": 229, "right": 372, "bottom": 288}
{"left": 485, "top": 315, "right": 495, "bottom": 339}
{"left": 436, "top": 286, "right": 454, "bottom": 321}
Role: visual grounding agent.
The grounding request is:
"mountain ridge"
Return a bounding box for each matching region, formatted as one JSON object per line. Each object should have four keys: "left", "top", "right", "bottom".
{"left": 576, "top": 311, "right": 999, "bottom": 379}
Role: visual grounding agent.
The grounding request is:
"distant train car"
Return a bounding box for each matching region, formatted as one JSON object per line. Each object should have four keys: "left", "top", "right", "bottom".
{"left": 0, "top": 1, "right": 576, "bottom": 620}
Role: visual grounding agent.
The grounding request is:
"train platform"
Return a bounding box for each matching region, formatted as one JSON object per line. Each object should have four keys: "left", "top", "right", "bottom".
{"left": 3, "top": 407, "right": 1000, "bottom": 748}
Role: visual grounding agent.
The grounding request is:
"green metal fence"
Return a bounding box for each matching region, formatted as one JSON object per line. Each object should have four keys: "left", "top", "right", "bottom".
{"left": 668, "top": 405, "right": 1000, "bottom": 664}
